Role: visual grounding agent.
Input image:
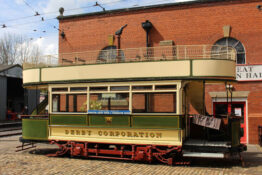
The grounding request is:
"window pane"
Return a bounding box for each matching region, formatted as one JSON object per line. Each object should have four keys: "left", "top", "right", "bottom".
{"left": 152, "top": 93, "right": 176, "bottom": 112}
{"left": 70, "top": 87, "right": 87, "bottom": 92}
{"left": 237, "top": 53, "right": 245, "bottom": 64}
{"left": 132, "top": 93, "right": 176, "bottom": 113}
{"left": 234, "top": 42, "right": 245, "bottom": 52}
{"left": 60, "top": 94, "right": 67, "bottom": 112}
{"left": 52, "top": 94, "right": 87, "bottom": 112}
{"left": 90, "top": 86, "right": 108, "bottom": 91}
{"left": 132, "top": 93, "right": 146, "bottom": 113}
{"left": 77, "top": 94, "right": 87, "bottom": 112}
{"left": 213, "top": 37, "right": 245, "bottom": 64}
{"left": 97, "top": 46, "right": 125, "bottom": 63}
{"left": 155, "top": 85, "right": 177, "bottom": 90}
{"left": 68, "top": 95, "right": 74, "bottom": 112}
{"left": 68, "top": 94, "right": 87, "bottom": 112}
{"left": 52, "top": 94, "right": 59, "bottom": 112}
{"left": 132, "top": 85, "right": 152, "bottom": 90}
{"left": 110, "top": 86, "right": 129, "bottom": 91}
{"left": 89, "top": 93, "right": 129, "bottom": 111}
{"left": 52, "top": 88, "right": 68, "bottom": 92}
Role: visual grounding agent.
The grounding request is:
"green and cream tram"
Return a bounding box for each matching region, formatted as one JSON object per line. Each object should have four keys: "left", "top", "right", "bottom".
{"left": 20, "top": 45, "right": 246, "bottom": 165}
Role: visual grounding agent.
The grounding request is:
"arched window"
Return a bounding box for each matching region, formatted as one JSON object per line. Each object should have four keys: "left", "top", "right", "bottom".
{"left": 97, "top": 46, "right": 124, "bottom": 63}
{"left": 212, "top": 37, "right": 246, "bottom": 64}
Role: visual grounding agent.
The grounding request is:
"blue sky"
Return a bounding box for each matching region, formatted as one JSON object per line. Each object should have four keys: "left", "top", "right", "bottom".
{"left": 0, "top": 0, "right": 193, "bottom": 55}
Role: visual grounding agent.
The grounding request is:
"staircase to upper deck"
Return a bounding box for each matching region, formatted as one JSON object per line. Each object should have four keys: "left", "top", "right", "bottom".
{"left": 22, "top": 45, "right": 236, "bottom": 86}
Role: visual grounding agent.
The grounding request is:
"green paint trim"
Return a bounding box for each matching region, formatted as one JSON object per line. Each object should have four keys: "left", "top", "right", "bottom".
{"left": 49, "top": 125, "right": 182, "bottom": 130}
{"left": 190, "top": 60, "right": 193, "bottom": 77}
{"left": 22, "top": 136, "right": 48, "bottom": 141}
{"left": 132, "top": 115, "right": 181, "bottom": 117}
{"left": 23, "top": 76, "right": 236, "bottom": 86}
{"left": 86, "top": 115, "right": 89, "bottom": 126}
{"left": 87, "top": 125, "right": 131, "bottom": 128}
{"left": 22, "top": 119, "right": 49, "bottom": 139}
{"left": 50, "top": 114, "right": 88, "bottom": 125}
{"left": 132, "top": 115, "right": 181, "bottom": 129}
{"left": 88, "top": 115, "right": 130, "bottom": 127}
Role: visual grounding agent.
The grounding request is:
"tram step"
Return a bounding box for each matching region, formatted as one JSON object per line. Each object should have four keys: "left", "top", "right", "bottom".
{"left": 183, "top": 151, "right": 229, "bottom": 158}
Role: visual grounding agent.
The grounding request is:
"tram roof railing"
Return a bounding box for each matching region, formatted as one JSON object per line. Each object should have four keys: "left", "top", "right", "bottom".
{"left": 23, "top": 45, "right": 236, "bottom": 69}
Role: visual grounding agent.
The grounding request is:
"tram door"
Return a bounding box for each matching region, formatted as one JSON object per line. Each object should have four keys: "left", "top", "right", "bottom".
{"left": 213, "top": 102, "right": 246, "bottom": 143}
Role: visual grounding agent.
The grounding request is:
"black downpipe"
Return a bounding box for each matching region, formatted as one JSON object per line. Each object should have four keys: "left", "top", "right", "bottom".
{"left": 142, "top": 20, "right": 152, "bottom": 47}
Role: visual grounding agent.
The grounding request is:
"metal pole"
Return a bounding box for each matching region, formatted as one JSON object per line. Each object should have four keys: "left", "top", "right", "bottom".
{"left": 117, "top": 35, "right": 121, "bottom": 62}
{"left": 35, "top": 86, "right": 38, "bottom": 115}
{"left": 226, "top": 82, "right": 228, "bottom": 114}
{"left": 146, "top": 31, "right": 149, "bottom": 47}
{"left": 203, "top": 80, "right": 206, "bottom": 115}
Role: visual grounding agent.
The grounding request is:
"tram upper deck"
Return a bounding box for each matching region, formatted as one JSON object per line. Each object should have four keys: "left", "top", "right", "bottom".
{"left": 23, "top": 45, "right": 236, "bottom": 86}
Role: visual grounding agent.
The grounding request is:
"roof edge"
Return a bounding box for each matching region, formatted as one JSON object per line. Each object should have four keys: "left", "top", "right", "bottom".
{"left": 57, "top": 0, "right": 260, "bottom": 20}
{"left": 0, "top": 64, "right": 22, "bottom": 73}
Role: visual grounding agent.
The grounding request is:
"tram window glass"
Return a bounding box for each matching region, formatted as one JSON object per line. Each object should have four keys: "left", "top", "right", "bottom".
{"left": 90, "top": 86, "right": 108, "bottom": 91}
{"left": 60, "top": 94, "right": 67, "bottom": 112}
{"left": 52, "top": 94, "right": 60, "bottom": 112}
{"left": 68, "top": 94, "right": 87, "bottom": 112}
{"left": 132, "top": 93, "right": 176, "bottom": 113}
{"left": 155, "top": 85, "right": 177, "bottom": 90}
{"left": 110, "top": 86, "right": 129, "bottom": 91}
{"left": 52, "top": 87, "right": 68, "bottom": 92}
{"left": 132, "top": 85, "right": 152, "bottom": 91}
{"left": 70, "top": 87, "right": 87, "bottom": 92}
{"left": 52, "top": 94, "right": 66, "bottom": 112}
{"left": 89, "top": 93, "right": 129, "bottom": 110}
{"left": 52, "top": 94, "right": 87, "bottom": 112}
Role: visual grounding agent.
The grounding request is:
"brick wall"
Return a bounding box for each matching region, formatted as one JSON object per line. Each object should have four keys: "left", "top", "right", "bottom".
{"left": 59, "top": 0, "right": 262, "bottom": 65}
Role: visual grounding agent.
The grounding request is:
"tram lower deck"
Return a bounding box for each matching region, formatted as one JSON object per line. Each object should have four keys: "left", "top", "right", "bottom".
{"left": 20, "top": 80, "right": 246, "bottom": 165}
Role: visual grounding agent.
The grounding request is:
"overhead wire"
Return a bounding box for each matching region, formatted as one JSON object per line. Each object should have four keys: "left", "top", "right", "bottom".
{"left": 0, "top": 0, "right": 134, "bottom": 25}
{"left": 0, "top": 0, "right": 176, "bottom": 40}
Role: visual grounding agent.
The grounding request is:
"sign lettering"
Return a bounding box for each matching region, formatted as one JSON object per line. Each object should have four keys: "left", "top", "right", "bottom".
{"left": 237, "top": 65, "right": 262, "bottom": 81}
{"left": 65, "top": 129, "right": 162, "bottom": 138}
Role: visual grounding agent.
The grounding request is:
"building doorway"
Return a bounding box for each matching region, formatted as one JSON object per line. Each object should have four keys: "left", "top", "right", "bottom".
{"left": 213, "top": 102, "right": 246, "bottom": 143}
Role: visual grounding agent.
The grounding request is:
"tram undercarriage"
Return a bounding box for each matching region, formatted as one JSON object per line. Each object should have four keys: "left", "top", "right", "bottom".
{"left": 46, "top": 140, "right": 187, "bottom": 165}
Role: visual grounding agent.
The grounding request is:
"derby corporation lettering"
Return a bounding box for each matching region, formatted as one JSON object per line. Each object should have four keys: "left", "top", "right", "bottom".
{"left": 64, "top": 129, "right": 162, "bottom": 138}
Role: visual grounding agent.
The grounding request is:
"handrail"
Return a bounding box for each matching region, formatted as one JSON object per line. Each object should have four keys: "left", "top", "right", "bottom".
{"left": 23, "top": 45, "right": 236, "bottom": 69}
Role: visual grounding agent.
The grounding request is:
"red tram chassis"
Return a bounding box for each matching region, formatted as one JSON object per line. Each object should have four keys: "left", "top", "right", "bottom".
{"left": 47, "top": 140, "right": 188, "bottom": 165}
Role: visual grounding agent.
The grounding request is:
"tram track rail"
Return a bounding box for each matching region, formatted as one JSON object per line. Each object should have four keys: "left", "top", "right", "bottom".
{"left": 0, "top": 122, "right": 22, "bottom": 137}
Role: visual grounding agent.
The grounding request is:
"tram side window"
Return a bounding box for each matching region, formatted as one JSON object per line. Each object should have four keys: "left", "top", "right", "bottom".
{"left": 52, "top": 94, "right": 60, "bottom": 112}
{"left": 52, "top": 94, "right": 87, "bottom": 112}
{"left": 89, "top": 93, "right": 129, "bottom": 111}
{"left": 132, "top": 93, "right": 176, "bottom": 113}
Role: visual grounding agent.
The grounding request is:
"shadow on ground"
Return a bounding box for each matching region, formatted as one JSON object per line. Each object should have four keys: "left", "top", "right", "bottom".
{"left": 28, "top": 146, "right": 262, "bottom": 168}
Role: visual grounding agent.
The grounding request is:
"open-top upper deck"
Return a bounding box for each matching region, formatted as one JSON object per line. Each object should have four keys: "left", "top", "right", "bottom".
{"left": 23, "top": 45, "right": 236, "bottom": 86}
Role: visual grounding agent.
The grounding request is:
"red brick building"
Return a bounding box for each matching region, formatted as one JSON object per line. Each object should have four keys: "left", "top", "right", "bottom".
{"left": 58, "top": 0, "right": 262, "bottom": 144}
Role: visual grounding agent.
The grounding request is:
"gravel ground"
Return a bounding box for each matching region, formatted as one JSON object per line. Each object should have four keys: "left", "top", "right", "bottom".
{"left": 0, "top": 135, "right": 262, "bottom": 175}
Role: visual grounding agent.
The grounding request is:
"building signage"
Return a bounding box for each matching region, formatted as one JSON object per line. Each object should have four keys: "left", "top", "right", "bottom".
{"left": 236, "top": 65, "right": 262, "bottom": 81}
{"left": 88, "top": 110, "right": 130, "bottom": 115}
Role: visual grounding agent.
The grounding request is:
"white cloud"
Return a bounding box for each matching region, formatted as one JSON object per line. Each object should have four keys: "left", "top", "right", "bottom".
{"left": 33, "top": 35, "right": 58, "bottom": 55}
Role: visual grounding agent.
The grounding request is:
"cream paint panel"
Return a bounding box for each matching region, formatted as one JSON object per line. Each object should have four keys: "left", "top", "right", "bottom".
{"left": 42, "top": 61, "right": 190, "bottom": 82}
{"left": 193, "top": 60, "right": 235, "bottom": 77}
{"left": 23, "top": 69, "right": 40, "bottom": 83}
{"left": 49, "top": 126, "right": 182, "bottom": 146}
